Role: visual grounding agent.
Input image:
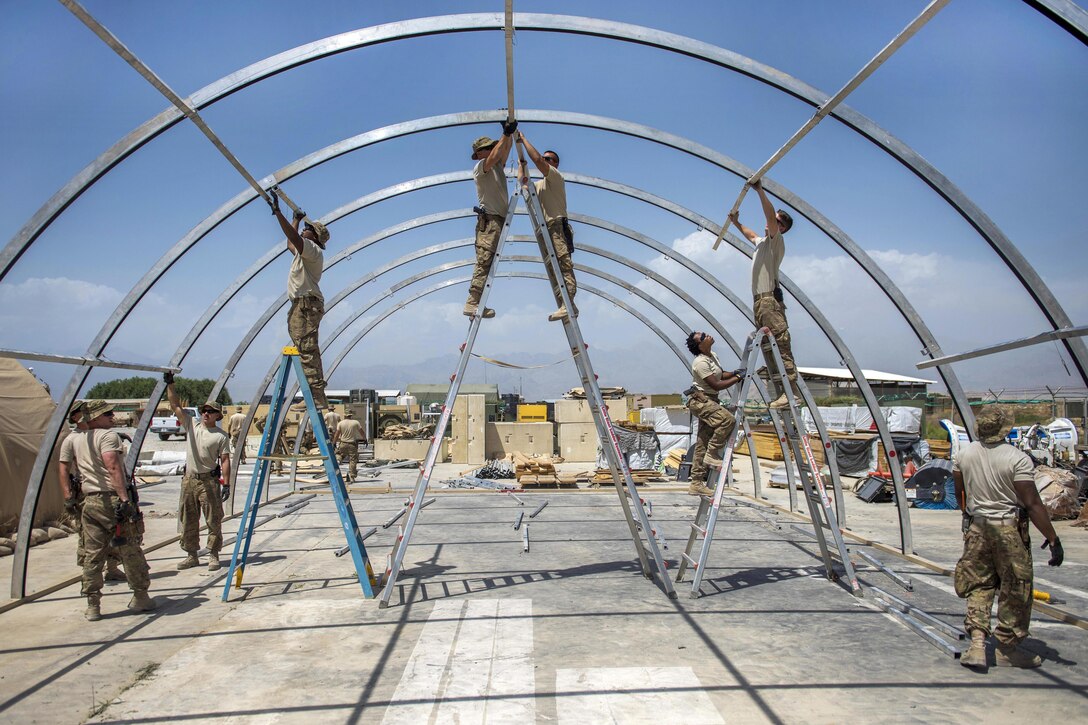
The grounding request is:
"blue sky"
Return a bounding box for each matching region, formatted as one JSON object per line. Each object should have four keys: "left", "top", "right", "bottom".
{"left": 1, "top": 1, "right": 1085, "bottom": 403}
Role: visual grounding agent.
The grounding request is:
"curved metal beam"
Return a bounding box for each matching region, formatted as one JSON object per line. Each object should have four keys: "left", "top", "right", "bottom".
{"left": 4, "top": 14, "right": 1079, "bottom": 385}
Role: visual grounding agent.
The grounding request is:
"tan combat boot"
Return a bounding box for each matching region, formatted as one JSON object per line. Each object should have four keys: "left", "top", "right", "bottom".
{"left": 769, "top": 393, "right": 793, "bottom": 409}
{"left": 84, "top": 594, "right": 102, "bottom": 622}
{"left": 128, "top": 590, "right": 158, "bottom": 612}
{"left": 463, "top": 304, "right": 495, "bottom": 318}
{"left": 105, "top": 562, "right": 126, "bottom": 582}
{"left": 960, "top": 629, "right": 987, "bottom": 671}
{"left": 547, "top": 306, "right": 569, "bottom": 322}
{"left": 688, "top": 482, "right": 715, "bottom": 497}
{"left": 176, "top": 554, "right": 200, "bottom": 570}
{"left": 995, "top": 642, "right": 1042, "bottom": 668}
{"left": 207, "top": 553, "right": 221, "bottom": 572}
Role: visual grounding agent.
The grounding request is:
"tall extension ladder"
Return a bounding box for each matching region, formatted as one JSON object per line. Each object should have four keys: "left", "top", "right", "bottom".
{"left": 676, "top": 329, "right": 860, "bottom": 597}
{"left": 377, "top": 179, "right": 676, "bottom": 607}
{"left": 222, "top": 347, "right": 377, "bottom": 600}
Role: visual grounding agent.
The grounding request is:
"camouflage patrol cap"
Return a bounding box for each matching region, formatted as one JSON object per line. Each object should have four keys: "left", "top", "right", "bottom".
{"left": 82, "top": 400, "right": 115, "bottom": 423}
{"left": 345, "top": 410, "right": 354, "bottom": 417}
{"left": 975, "top": 405, "right": 1009, "bottom": 444}
{"left": 304, "top": 220, "right": 330, "bottom": 245}
{"left": 68, "top": 399, "right": 86, "bottom": 421}
{"left": 472, "top": 136, "right": 498, "bottom": 157}
{"left": 201, "top": 401, "right": 224, "bottom": 418}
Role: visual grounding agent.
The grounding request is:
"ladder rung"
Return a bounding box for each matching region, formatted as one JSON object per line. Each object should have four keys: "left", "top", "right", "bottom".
{"left": 690, "top": 522, "right": 707, "bottom": 536}
{"left": 257, "top": 454, "right": 328, "bottom": 461}
{"left": 680, "top": 552, "right": 698, "bottom": 569}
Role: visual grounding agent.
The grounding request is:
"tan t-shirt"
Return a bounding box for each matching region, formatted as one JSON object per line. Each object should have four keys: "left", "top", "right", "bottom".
{"left": 751, "top": 231, "right": 785, "bottom": 296}
{"left": 323, "top": 410, "right": 342, "bottom": 432}
{"left": 287, "top": 238, "right": 324, "bottom": 301}
{"left": 474, "top": 159, "right": 509, "bottom": 216}
{"left": 227, "top": 413, "right": 246, "bottom": 437}
{"left": 337, "top": 418, "right": 365, "bottom": 444}
{"left": 59, "top": 429, "right": 124, "bottom": 494}
{"left": 181, "top": 414, "right": 231, "bottom": 475}
{"left": 953, "top": 441, "right": 1034, "bottom": 520}
{"left": 535, "top": 166, "right": 567, "bottom": 222}
{"left": 691, "top": 352, "right": 724, "bottom": 396}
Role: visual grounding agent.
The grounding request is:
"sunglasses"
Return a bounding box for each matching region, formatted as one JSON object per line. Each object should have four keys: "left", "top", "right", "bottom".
{"left": 544, "top": 156, "right": 558, "bottom": 164}
{"left": 103, "top": 411, "right": 115, "bottom": 418}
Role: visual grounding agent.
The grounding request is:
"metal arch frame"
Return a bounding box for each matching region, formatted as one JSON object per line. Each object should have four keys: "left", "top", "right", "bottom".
{"left": 1026, "top": 0, "right": 1088, "bottom": 43}
{"left": 3, "top": 13, "right": 1080, "bottom": 384}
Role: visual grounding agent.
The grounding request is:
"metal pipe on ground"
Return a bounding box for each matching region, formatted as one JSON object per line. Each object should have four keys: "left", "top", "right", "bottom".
{"left": 334, "top": 527, "right": 379, "bottom": 557}
{"left": 868, "top": 586, "right": 965, "bottom": 640}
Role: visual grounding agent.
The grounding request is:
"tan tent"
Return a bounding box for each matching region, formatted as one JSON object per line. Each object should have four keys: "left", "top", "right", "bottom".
{"left": 0, "top": 359, "right": 63, "bottom": 531}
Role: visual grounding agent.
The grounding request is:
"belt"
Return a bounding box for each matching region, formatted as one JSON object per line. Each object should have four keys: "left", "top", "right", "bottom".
{"left": 84, "top": 490, "right": 115, "bottom": 496}
{"left": 754, "top": 292, "right": 777, "bottom": 301}
{"left": 187, "top": 470, "right": 218, "bottom": 478}
{"left": 473, "top": 206, "right": 504, "bottom": 220}
{"left": 971, "top": 515, "right": 1018, "bottom": 527}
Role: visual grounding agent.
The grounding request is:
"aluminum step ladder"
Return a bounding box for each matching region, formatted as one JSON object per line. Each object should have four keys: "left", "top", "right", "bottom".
{"left": 676, "top": 329, "right": 860, "bottom": 597}
{"left": 222, "top": 347, "right": 377, "bottom": 600}
{"left": 377, "top": 172, "right": 676, "bottom": 606}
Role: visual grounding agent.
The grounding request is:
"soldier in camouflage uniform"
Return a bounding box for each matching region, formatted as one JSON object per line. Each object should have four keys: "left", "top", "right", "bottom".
{"left": 726, "top": 179, "right": 796, "bottom": 409}
{"left": 333, "top": 410, "right": 366, "bottom": 482}
{"left": 464, "top": 121, "right": 517, "bottom": 319}
{"left": 953, "top": 405, "right": 1064, "bottom": 670}
{"left": 59, "top": 400, "right": 154, "bottom": 621}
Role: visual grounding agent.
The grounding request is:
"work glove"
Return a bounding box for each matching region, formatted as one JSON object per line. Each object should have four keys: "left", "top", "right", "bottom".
{"left": 64, "top": 497, "right": 79, "bottom": 514}
{"left": 502, "top": 119, "right": 518, "bottom": 136}
{"left": 1042, "top": 537, "right": 1064, "bottom": 567}
{"left": 268, "top": 189, "right": 280, "bottom": 214}
{"left": 732, "top": 368, "right": 747, "bottom": 379}
{"left": 163, "top": 371, "right": 174, "bottom": 385}
{"left": 220, "top": 484, "right": 230, "bottom": 502}
{"left": 114, "top": 499, "right": 138, "bottom": 523}
{"left": 961, "top": 512, "right": 971, "bottom": 534}
{"left": 293, "top": 208, "right": 306, "bottom": 222}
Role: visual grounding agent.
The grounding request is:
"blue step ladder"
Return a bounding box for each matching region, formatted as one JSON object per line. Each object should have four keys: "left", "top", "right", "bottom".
{"left": 222, "top": 346, "right": 377, "bottom": 600}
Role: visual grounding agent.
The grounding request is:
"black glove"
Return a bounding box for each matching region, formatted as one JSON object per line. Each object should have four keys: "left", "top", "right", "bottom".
{"left": 502, "top": 119, "right": 518, "bottom": 136}
{"left": 64, "top": 497, "right": 79, "bottom": 514}
{"left": 961, "top": 512, "right": 971, "bottom": 534}
{"left": 732, "top": 368, "right": 747, "bottom": 379}
{"left": 220, "top": 484, "right": 230, "bottom": 502}
{"left": 293, "top": 208, "right": 306, "bottom": 222}
{"left": 268, "top": 189, "right": 280, "bottom": 214}
{"left": 163, "top": 371, "right": 174, "bottom": 385}
{"left": 1042, "top": 537, "right": 1064, "bottom": 567}
{"left": 114, "top": 499, "right": 137, "bottom": 523}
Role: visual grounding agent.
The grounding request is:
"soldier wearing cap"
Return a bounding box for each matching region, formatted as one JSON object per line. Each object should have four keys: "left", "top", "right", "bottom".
{"left": 683, "top": 331, "right": 744, "bottom": 497}
{"left": 270, "top": 195, "right": 330, "bottom": 409}
{"left": 464, "top": 120, "right": 518, "bottom": 319}
{"left": 165, "top": 374, "right": 231, "bottom": 571}
{"left": 333, "top": 410, "right": 366, "bottom": 482}
{"left": 726, "top": 180, "right": 797, "bottom": 409}
{"left": 517, "top": 131, "right": 578, "bottom": 322}
{"left": 58, "top": 400, "right": 154, "bottom": 621}
{"left": 227, "top": 405, "right": 247, "bottom": 465}
{"left": 954, "top": 405, "right": 1063, "bottom": 671}
{"left": 323, "top": 406, "right": 342, "bottom": 435}
{"left": 59, "top": 400, "right": 126, "bottom": 580}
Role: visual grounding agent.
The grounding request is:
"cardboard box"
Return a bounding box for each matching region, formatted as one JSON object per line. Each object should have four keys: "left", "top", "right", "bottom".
{"left": 557, "top": 422, "right": 600, "bottom": 461}
{"left": 374, "top": 438, "right": 443, "bottom": 462}
{"left": 486, "top": 422, "right": 554, "bottom": 458}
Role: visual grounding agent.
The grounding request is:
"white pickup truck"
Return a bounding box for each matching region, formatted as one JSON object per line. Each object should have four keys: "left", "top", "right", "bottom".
{"left": 150, "top": 407, "right": 198, "bottom": 441}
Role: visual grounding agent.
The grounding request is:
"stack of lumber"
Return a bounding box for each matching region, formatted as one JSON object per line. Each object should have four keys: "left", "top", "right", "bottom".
{"left": 927, "top": 438, "right": 951, "bottom": 459}
{"left": 736, "top": 428, "right": 825, "bottom": 466}
{"left": 511, "top": 451, "right": 563, "bottom": 485}
{"left": 565, "top": 386, "right": 627, "bottom": 399}
{"left": 592, "top": 468, "right": 666, "bottom": 485}
{"left": 615, "top": 420, "right": 655, "bottom": 433}
{"left": 663, "top": 447, "right": 687, "bottom": 471}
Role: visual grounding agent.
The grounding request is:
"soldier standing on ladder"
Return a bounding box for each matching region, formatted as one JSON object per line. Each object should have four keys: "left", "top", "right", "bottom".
{"left": 464, "top": 121, "right": 518, "bottom": 319}
{"left": 727, "top": 180, "right": 796, "bottom": 409}
{"left": 517, "top": 131, "right": 577, "bottom": 322}
{"left": 683, "top": 332, "right": 744, "bottom": 496}
{"left": 954, "top": 405, "right": 1063, "bottom": 671}
{"left": 270, "top": 195, "right": 330, "bottom": 409}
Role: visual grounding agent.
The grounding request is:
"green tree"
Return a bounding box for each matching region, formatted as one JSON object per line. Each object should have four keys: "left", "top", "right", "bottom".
{"left": 86, "top": 376, "right": 231, "bottom": 405}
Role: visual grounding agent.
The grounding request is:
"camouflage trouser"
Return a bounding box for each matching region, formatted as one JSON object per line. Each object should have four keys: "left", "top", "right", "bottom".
{"left": 467, "top": 214, "right": 504, "bottom": 305}
{"left": 81, "top": 494, "right": 150, "bottom": 600}
{"left": 754, "top": 296, "right": 796, "bottom": 382}
{"left": 954, "top": 520, "right": 1034, "bottom": 645}
{"left": 288, "top": 295, "right": 327, "bottom": 403}
{"left": 542, "top": 218, "right": 576, "bottom": 304}
{"left": 71, "top": 495, "right": 122, "bottom": 569}
{"left": 338, "top": 442, "right": 359, "bottom": 481}
{"left": 231, "top": 432, "right": 246, "bottom": 464}
{"left": 687, "top": 394, "right": 736, "bottom": 482}
{"left": 179, "top": 472, "right": 223, "bottom": 555}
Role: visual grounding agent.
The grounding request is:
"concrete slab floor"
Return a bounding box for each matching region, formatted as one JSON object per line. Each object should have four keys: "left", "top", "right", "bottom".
{"left": 0, "top": 460, "right": 1085, "bottom": 724}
